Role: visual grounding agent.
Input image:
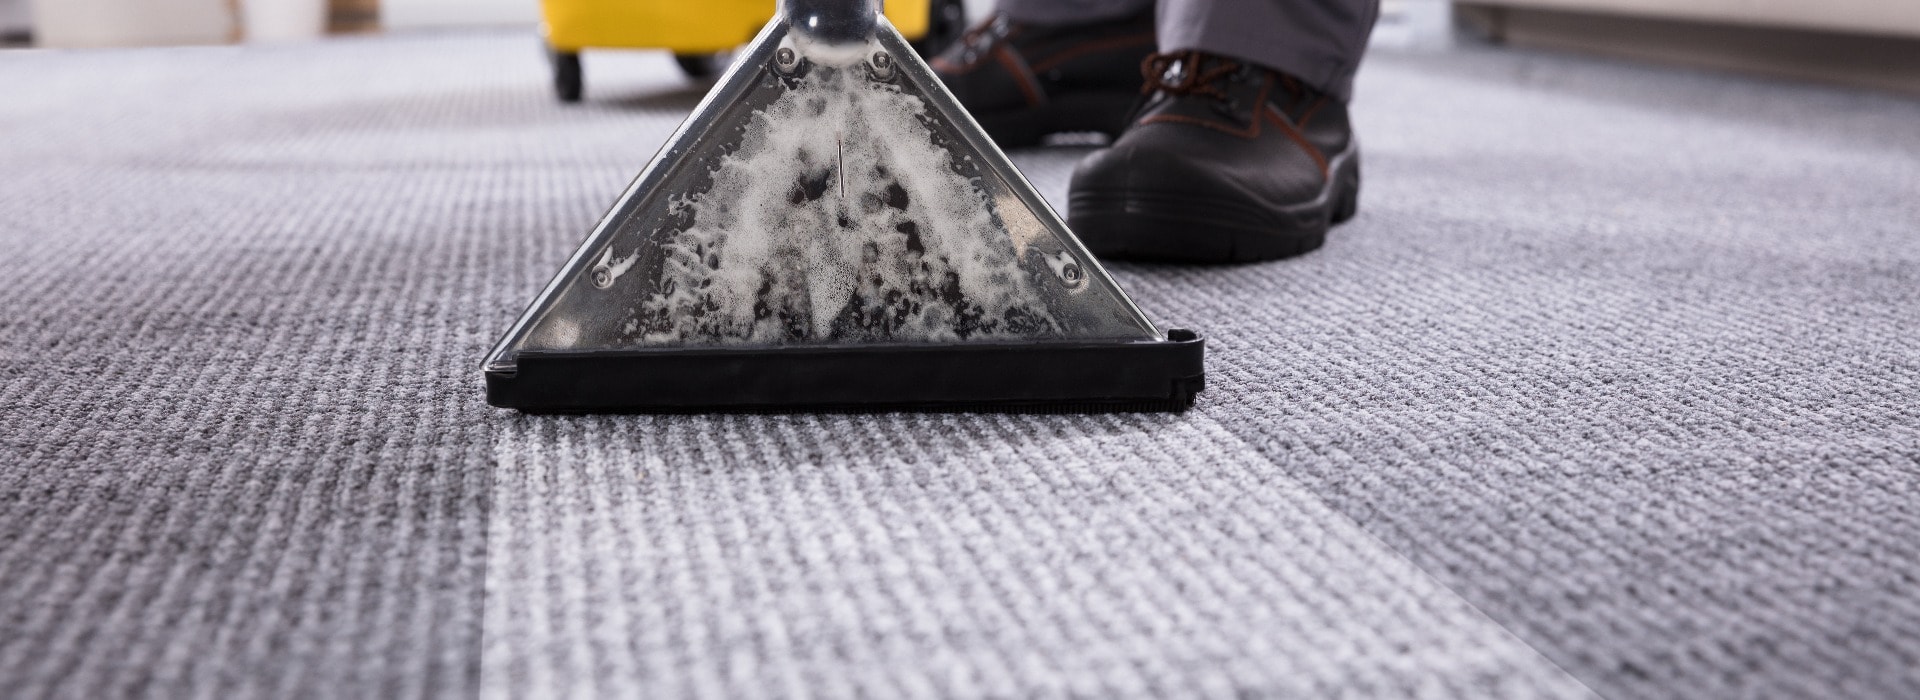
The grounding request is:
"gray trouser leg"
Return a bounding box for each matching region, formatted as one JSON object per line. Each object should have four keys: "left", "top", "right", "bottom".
{"left": 1157, "top": 0, "right": 1379, "bottom": 102}
{"left": 997, "top": 0, "right": 1154, "bottom": 25}
{"left": 991, "top": 0, "right": 1377, "bottom": 101}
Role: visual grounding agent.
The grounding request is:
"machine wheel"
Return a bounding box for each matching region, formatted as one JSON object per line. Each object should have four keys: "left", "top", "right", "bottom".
{"left": 674, "top": 53, "right": 720, "bottom": 79}
{"left": 914, "top": 0, "right": 967, "bottom": 57}
{"left": 551, "top": 49, "right": 583, "bottom": 103}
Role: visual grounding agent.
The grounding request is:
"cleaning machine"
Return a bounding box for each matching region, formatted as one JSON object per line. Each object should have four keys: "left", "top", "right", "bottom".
{"left": 540, "top": 0, "right": 964, "bottom": 101}
{"left": 485, "top": 0, "right": 1207, "bottom": 412}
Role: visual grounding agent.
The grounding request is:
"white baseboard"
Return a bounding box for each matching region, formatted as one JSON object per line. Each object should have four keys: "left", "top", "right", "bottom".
{"left": 1459, "top": 4, "right": 1920, "bottom": 95}
{"left": 1461, "top": 0, "right": 1920, "bottom": 39}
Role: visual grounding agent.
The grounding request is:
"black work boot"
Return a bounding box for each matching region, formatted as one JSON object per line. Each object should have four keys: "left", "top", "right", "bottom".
{"left": 1068, "top": 51, "right": 1362, "bottom": 263}
{"left": 930, "top": 10, "right": 1156, "bottom": 148}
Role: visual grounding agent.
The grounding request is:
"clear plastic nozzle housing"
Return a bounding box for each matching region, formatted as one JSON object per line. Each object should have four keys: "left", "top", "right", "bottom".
{"left": 483, "top": 9, "right": 1161, "bottom": 373}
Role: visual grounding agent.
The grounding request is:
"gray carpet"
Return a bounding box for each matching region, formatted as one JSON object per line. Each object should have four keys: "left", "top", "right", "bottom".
{"left": 4, "top": 31, "right": 1919, "bottom": 699}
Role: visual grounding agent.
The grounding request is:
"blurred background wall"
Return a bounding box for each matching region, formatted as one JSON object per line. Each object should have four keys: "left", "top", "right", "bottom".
{"left": 2, "top": 0, "right": 1443, "bottom": 47}
{"left": 381, "top": 0, "right": 534, "bottom": 30}
{"left": 3, "top": 0, "right": 1916, "bottom": 96}
{"left": 27, "top": 0, "right": 234, "bottom": 47}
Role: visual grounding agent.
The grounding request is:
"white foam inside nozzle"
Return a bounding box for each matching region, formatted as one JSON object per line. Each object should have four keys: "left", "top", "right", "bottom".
{"left": 618, "top": 67, "right": 1060, "bottom": 344}
{"left": 786, "top": 30, "right": 875, "bottom": 67}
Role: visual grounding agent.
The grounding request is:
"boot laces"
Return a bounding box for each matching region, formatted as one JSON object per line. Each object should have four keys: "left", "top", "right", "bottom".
{"left": 1140, "top": 51, "right": 1242, "bottom": 100}
{"left": 955, "top": 14, "right": 1010, "bottom": 60}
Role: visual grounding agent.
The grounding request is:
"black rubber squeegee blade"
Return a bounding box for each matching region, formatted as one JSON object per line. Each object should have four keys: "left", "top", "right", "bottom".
{"left": 482, "top": 0, "right": 1205, "bottom": 413}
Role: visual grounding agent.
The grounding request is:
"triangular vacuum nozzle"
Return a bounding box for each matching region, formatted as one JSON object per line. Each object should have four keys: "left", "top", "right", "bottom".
{"left": 484, "top": 1, "right": 1205, "bottom": 412}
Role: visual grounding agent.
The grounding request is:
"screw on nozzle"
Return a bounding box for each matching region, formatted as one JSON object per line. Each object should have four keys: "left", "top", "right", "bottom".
{"left": 773, "top": 47, "right": 801, "bottom": 75}
{"left": 781, "top": 0, "right": 878, "bottom": 46}
{"left": 867, "top": 51, "right": 894, "bottom": 81}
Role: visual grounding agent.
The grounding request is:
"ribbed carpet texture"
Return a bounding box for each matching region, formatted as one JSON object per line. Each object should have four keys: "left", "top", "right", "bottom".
{"left": 4, "top": 32, "right": 1918, "bottom": 699}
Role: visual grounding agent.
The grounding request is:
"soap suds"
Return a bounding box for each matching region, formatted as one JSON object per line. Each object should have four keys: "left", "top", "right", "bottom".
{"left": 787, "top": 32, "right": 873, "bottom": 68}
{"left": 621, "top": 63, "right": 1061, "bottom": 345}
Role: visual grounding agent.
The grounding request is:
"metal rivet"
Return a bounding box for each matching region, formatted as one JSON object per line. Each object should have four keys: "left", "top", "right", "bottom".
{"left": 774, "top": 47, "right": 800, "bottom": 75}
{"left": 868, "top": 51, "right": 895, "bottom": 81}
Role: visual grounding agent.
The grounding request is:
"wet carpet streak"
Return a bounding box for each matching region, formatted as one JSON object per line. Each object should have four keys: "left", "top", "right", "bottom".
{"left": 3, "top": 32, "right": 1918, "bottom": 699}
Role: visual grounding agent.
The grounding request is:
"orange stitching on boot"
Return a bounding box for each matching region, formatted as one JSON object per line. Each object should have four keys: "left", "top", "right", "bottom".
{"left": 1298, "top": 95, "right": 1328, "bottom": 128}
{"left": 993, "top": 46, "right": 1046, "bottom": 106}
{"left": 1264, "top": 104, "right": 1328, "bottom": 176}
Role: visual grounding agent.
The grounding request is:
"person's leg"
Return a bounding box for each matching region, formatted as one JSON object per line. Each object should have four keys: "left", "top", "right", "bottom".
{"left": 1157, "top": 0, "right": 1378, "bottom": 103}
{"left": 930, "top": 0, "right": 1158, "bottom": 147}
{"left": 998, "top": 0, "right": 1154, "bottom": 25}
{"left": 1067, "top": 0, "right": 1379, "bottom": 263}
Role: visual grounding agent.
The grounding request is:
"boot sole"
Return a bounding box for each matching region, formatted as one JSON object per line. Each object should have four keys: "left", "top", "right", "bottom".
{"left": 1068, "top": 143, "right": 1362, "bottom": 263}
{"left": 976, "top": 92, "right": 1140, "bottom": 148}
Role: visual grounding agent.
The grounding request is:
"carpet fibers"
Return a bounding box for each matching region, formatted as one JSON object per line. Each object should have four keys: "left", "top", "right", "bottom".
{"left": 3, "top": 32, "right": 1918, "bottom": 699}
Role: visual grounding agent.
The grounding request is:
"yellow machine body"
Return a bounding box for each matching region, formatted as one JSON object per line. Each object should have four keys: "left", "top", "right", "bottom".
{"left": 542, "top": 0, "right": 933, "bottom": 53}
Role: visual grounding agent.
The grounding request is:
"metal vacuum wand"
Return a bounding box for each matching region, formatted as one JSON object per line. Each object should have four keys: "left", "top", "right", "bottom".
{"left": 780, "top": 0, "right": 879, "bottom": 46}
